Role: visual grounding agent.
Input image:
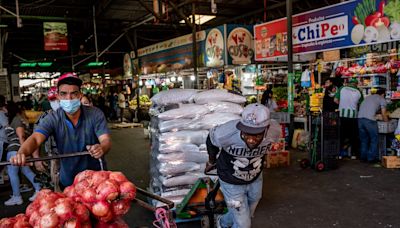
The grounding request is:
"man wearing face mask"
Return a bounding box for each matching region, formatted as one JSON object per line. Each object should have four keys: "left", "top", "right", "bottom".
{"left": 10, "top": 73, "right": 112, "bottom": 188}
{"left": 205, "top": 104, "right": 281, "bottom": 228}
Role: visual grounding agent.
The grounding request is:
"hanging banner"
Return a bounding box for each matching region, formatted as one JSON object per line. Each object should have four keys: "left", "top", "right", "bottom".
{"left": 43, "top": 22, "right": 68, "bottom": 51}
{"left": 287, "top": 73, "right": 294, "bottom": 114}
{"left": 254, "top": 0, "right": 400, "bottom": 61}
{"left": 226, "top": 25, "right": 255, "bottom": 65}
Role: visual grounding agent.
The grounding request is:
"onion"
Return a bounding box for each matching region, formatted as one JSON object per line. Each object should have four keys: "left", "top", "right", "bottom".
{"left": 109, "top": 172, "right": 128, "bottom": 183}
{"left": 81, "top": 222, "right": 92, "bottom": 228}
{"left": 54, "top": 200, "right": 73, "bottom": 221}
{"left": 111, "top": 200, "right": 131, "bottom": 216}
{"left": 36, "top": 189, "right": 53, "bottom": 199}
{"left": 74, "top": 203, "right": 90, "bottom": 222}
{"left": 90, "top": 171, "right": 110, "bottom": 187}
{"left": 63, "top": 186, "right": 76, "bottom": 199}
{"left": 119, "top": 181, "right": 136, "bottom": 200}
{"left": 74, "top": 180, "right": 90, "bottom": 193}
{"left": 92, "top": 201, "right": 111, "bottom": 217}
{"left": 98, "top": 211, "right": 114, "bottom": 223}
{"left": 74, "top": 170, "right": 95, "bottom": 184}
{"left": 96, "top": 180, "right": 119, "bottom": 201}
{"left": 81, "top": 188, "right": 97, "bottom": 203}
{"left": 39, "top": 212, "right": 59, "bottom": 228}
{"left": 39, "top": 203, "right": 55, "bottom": 216}
{"left": 0, "top": 218, "right": 15, "bottom": 227}
{"left": 63, "top": 218, "right": 80, "bottom": 228}
{"left": 95, "top": 218, "right": 129, "bottom": 228}
{"left": 26, "top": 202, "right": 39, "bottom": 217}
{"left": 14, "top": 214, "right": 31, "bottom": 227}
{"left": 29, "top": 211, "right": 41, "bottom": 226}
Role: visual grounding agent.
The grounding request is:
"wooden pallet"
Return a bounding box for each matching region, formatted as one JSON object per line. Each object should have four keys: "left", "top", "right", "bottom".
{"left": 111, "top": 122, "right": 143, "bottom": 129}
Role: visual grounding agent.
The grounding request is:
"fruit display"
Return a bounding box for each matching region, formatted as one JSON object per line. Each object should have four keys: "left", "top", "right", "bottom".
{"left": 25, "top": 189, "right": 91, "bottom": 228}
{"left": 129, "top": 95, "right": 152, "bottom": 109}
{"left": 64, "top": 170, "right": 136, "bottom": 223}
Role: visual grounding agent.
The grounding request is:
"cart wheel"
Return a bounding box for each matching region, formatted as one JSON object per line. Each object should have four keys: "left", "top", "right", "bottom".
{"left": 315, "top": 161, "right": 325, "bottom": 172}
{"left": 200, "top": 215, "right": 210, "bottom": 228}
{"left": 300, "top": 159, "right": 310, "bottom": 169}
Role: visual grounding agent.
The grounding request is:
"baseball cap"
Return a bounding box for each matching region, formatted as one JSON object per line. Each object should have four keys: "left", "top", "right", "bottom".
{"left": 47, "top": 86, "right": 58, "bottom": 101}
{"left": 236, "top": 103, "right": 271, "bottom": 134}
{"left": 57, "top": 73, "right": 82, "bottom": 87}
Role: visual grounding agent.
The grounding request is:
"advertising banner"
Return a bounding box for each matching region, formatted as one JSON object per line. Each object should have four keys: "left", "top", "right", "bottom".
{"left": 138, "top": 31, "right": 206, "bottom": 74}
{"left": 43, "top": 22, "right": 68, "bottom": 51}
{"left": 226, "top": 25, "right": 255, "bottom": 65}
{"left": 254, "top": 0, "right": 400, "bottom": 61}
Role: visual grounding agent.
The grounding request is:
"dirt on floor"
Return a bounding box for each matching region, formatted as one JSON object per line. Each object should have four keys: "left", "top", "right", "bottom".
{"left": 0, "top": 128, "right": 399, "bottom": 228}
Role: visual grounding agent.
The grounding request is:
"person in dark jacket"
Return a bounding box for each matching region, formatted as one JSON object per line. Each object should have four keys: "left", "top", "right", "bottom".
{"left": 323, "top": 79, "right": 338, "bottom": 112}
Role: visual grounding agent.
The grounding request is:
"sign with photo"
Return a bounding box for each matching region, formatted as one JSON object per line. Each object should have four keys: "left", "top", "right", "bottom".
{"left": 227, "top": 26, "right": 254, "bottom": 65}
{"left": 205, "top": 26, "right": 225, "bottom": 67}
{"left": 43, "top": 22, "right": 68, "bottom": 51}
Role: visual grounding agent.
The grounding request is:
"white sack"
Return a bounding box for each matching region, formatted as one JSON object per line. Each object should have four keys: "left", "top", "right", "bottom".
{"left": 158, "top": 119, "right": 193, "bottom": 133}
{"left": 159, "top": 172, "right": 206, "bottom": 187}
{"left": 159, "top": 130, "right": 209, "bottom": 145}
{"left": 205, "top": 102, "right": 244, "bottom": 115}
{"left": 193, "top": 89, "right": 246, "bottom": 104}
{"left": 192, "top": 113, "right": 241, "bottom": 130}
{"left": 151, "top": 89, "right": 198, "bottom": 105}
{"left": 157, "top": 151, "right": 208, "bottom": 163}
{"left": 157, "top": 104, "right": 210, "bottom": 120}
{"left": 159, "top": 143, "right": 199, "bottom": 154}
{"left": 158, "top": 161, "right": 201, "bottom": 176}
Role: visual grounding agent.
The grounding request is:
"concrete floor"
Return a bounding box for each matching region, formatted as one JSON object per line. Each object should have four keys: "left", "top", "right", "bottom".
{"left": 1, "top": 127, "right": 400, "bottom": 228}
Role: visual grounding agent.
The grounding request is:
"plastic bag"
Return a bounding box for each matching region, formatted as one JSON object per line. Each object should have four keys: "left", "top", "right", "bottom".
{"left": 159, "top": 172, "right": 206, "bottom": 187}
{"left": 157, "top": 151, "right": 208, "bottom": 163}
{"left": 151, "top": 89, "right": 198, "bottom": 105}
{"left": 205, "top": 102, "right": 244, "bottom": 115}
{"left": 157, "top": 161, "right": 201, "bottom": 176}
{"left": 159, "top": 130, "right": 209, "bottom": 145}
{"left": 193, "top": 89, "right": 246, "bottom": 104}
{"left": 158, "top": 104, "right": 210, "bottom": 120}
{"left": 192, "top": 112, "right": 241, "bottom": 130}
{"left": 159, "top": 143, "right": 200, "bottom": 153}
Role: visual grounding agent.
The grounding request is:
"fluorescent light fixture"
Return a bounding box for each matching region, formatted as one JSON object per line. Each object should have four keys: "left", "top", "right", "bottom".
{"left": 190, "top": 75, "right": 195, "bottom": 81}
{"left": 178, "top": 76, "right": 183, "bottom": 82}
{"left": 105, "top": 74, "right": 110, "bottom": 76}
{"left": 93, "top": 73, "right": 99, "bottom": 76}
{"left": 180, "top": 14, "right": 216, "bottom": 25}
{"left": 171, "top": 76, "right": 176, "bottom": 82}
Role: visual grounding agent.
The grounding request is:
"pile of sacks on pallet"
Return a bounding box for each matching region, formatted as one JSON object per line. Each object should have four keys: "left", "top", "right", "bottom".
{"left": 149, "top": 89, "right": 246, "bottom": 207}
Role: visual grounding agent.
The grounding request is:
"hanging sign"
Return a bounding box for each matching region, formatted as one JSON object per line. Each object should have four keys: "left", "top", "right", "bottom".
{"left": 254, "top": 0, "right": 400, "bottom": 61}
{"left": 123, "top": 53, "right": 132, "bottom": 78}
{"left": 43, "top": 22, "right": 68, "bottom": 51}
{"left": 227, "top": 27, "right": 254, "bottom": 64}
{"left": 205, "top": 27, "right": 225, "bottom": 67}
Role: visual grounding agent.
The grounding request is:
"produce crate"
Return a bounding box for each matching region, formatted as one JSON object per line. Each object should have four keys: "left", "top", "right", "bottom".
{"left": 266, "top": 151, "right": 290, "bottom": 168}
{"left": 270, "top": 112, "right": 290, "bottom": 124}
{"left": 378, "top": 120, "right": 397, "bottom": 133}
{"left": 382, "top": 156, "right": 400, "bottom": 168}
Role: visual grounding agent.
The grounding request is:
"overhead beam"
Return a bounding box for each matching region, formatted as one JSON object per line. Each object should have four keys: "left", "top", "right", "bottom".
{"left": 137, "top": 0, "right": 164, "bottom": 22}
{"left": 167, "top": 1, "right": 193, "bottom": 29}
{"left": 96, "top": 0, "right": 114, "bottom": 17}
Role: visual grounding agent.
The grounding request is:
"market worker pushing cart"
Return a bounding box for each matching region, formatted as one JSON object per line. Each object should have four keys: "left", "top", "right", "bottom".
{"left": 205, "top": 104, "right": 281, "bottom": 228}
{"left": 10, "top": 73, "right": 112, "bottom": 188}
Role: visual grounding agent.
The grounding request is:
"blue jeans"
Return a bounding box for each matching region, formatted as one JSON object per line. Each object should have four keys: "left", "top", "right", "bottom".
{"left": 358, "top": 118, "right": 379, "bottom": 161}
{"left": 7, "top": 151, "right": 41, "bottom": 197}
{"left": 219, "top": 175, "right": 263, "bottom": 228}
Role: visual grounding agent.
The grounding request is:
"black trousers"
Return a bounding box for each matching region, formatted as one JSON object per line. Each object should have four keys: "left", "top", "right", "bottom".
{"left": 340, "top": 117, "right": 359, "bottom": 158}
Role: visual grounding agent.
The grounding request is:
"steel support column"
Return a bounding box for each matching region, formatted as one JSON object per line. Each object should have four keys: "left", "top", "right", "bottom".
{"left": 192, "top": 2, "right": 198, "bottom": 89}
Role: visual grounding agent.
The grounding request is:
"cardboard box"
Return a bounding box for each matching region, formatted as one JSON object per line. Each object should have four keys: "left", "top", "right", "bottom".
{"left": 266, "top": 151, "right": 290, "bottom": 168}
{"left": 382, "top": 156, "right": 400, "bottom": 168}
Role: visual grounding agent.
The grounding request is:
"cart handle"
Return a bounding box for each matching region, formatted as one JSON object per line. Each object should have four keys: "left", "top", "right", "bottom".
{"left": 135, "top": 187, "right": 174, "bottom": 210}
{"left": 0, "top": 151, "right": 103, "bottom": 167}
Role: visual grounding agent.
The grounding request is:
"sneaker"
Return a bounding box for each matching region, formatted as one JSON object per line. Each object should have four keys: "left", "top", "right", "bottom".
{"left": 4, "top": 195, "right": 23, "bottom": 206}
{"left": 29, "top": 191, "right": 40, "bottom": 202}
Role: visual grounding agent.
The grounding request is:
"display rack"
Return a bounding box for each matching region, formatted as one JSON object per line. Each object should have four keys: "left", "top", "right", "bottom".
{"left": 342, "top": 73, "right": 390, "bottom": 96}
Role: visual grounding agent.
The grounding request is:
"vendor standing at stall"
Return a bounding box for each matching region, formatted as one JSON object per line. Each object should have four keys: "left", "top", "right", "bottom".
{"left": 334, "top": 78, "right": 363, "bottom": 159}
{"left": 205, "top": 104, "right": 280, "bottom": 228}
{"left": 9, "top": 73, "right": 112, "bottom": 188}
{"left": 358, "top": 88, "right": 388, "bottom": 163}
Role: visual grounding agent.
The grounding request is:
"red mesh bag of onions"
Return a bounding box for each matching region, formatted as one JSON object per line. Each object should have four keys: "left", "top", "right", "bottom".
{"left": 64, "top": 170, "right": 136, "bottom": 223}
{"left": 0, "top": 214, "right": 31, "bottom": 228}
{"left": 25, "top": 189, "right": 91, "bottom": 228}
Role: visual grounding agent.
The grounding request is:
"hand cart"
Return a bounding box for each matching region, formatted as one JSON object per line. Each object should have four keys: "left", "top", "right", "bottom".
{"left": 0, "top": 152, "right": 177, "bottom": 228}
{"left": 300, "top": 111, "right": 340, "bottom": 171}
{"left": 174, "top": 167, "right": 226, "bottom": 228}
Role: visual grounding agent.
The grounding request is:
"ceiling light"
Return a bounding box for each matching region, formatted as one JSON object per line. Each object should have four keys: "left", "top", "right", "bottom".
{"left": 180, "top": 14, "right": 216, "bottom": 25}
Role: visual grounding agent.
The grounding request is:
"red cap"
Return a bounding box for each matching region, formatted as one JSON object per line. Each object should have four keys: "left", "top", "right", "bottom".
{"left": 57, "top": 73, "right": 82, "bottom": 87}
{"left": 47, "top": 86, "right": 58, "bottom": 100}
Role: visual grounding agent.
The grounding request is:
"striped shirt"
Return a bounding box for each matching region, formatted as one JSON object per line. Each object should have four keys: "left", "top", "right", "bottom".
{"left": 335, "top": 86, "right": 363, "bottom": 118}
{"left": 5, "top": 115, "right": 26, "bottom": 152}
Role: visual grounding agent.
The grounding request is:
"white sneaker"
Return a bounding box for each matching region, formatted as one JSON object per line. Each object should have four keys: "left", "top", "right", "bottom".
{"left": 4, "top": 195, "right": 23, "bottom": 206}
{"left": 215, "top": 214, "right": 223, "bottom": 228}
{"left": 29, "top": 191, "right": 40, "bottom": 202}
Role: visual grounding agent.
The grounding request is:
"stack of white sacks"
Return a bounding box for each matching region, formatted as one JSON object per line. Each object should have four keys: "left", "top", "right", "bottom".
{"left": 149, "top": 89, "right": 246, "bottom": 207}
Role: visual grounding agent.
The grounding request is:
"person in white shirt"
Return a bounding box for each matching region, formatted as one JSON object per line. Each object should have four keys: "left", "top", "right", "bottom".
{"left": 118, "top": 91, "right": 126, "bottom": 123}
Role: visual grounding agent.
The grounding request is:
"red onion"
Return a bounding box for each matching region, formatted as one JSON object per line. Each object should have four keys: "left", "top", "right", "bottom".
{"left": 92, "top": 201, "right": 111, "bottom": 217}
{"left": 109, "top": 172, "right": 128, "bottom": 183}
{"left": 74, "top": 203, "right": 90, "bottom": 222}
{"left": 90, "top": 171, "right": 110, "bottom": 187}
{"left": 54, "top": 199, "right": 73, "bottom": 221}
{"left": 111, "top": 200, "right": 131, "bottom": 216}
{"left": 96, "top": 180, "right": 119, "bottom": 201}
{"left": 74, "top": 170, "right": 95, "bottom": 185}
{"left": 81, "top": 188, "right": 97, "bottom": 203}
{"left": 39, "top": 212, "right": 59, "bottom": 228}
{"left": 119, "top": 181, "right": 136, "bottom": 200}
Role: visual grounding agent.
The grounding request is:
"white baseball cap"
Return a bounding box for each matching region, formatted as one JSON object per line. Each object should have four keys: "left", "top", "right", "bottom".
{"left": 236, "top": 103, "right": 271, "bottom": 134}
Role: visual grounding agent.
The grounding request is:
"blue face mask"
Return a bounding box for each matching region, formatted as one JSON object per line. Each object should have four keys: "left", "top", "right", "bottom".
{"left": 59, "top": 99, "right": 81, "bottom": 114}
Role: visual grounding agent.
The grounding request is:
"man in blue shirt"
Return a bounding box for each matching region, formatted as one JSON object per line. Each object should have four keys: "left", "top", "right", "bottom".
{"left": 10, "top": 73, "right": 112, "bottom": 187}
